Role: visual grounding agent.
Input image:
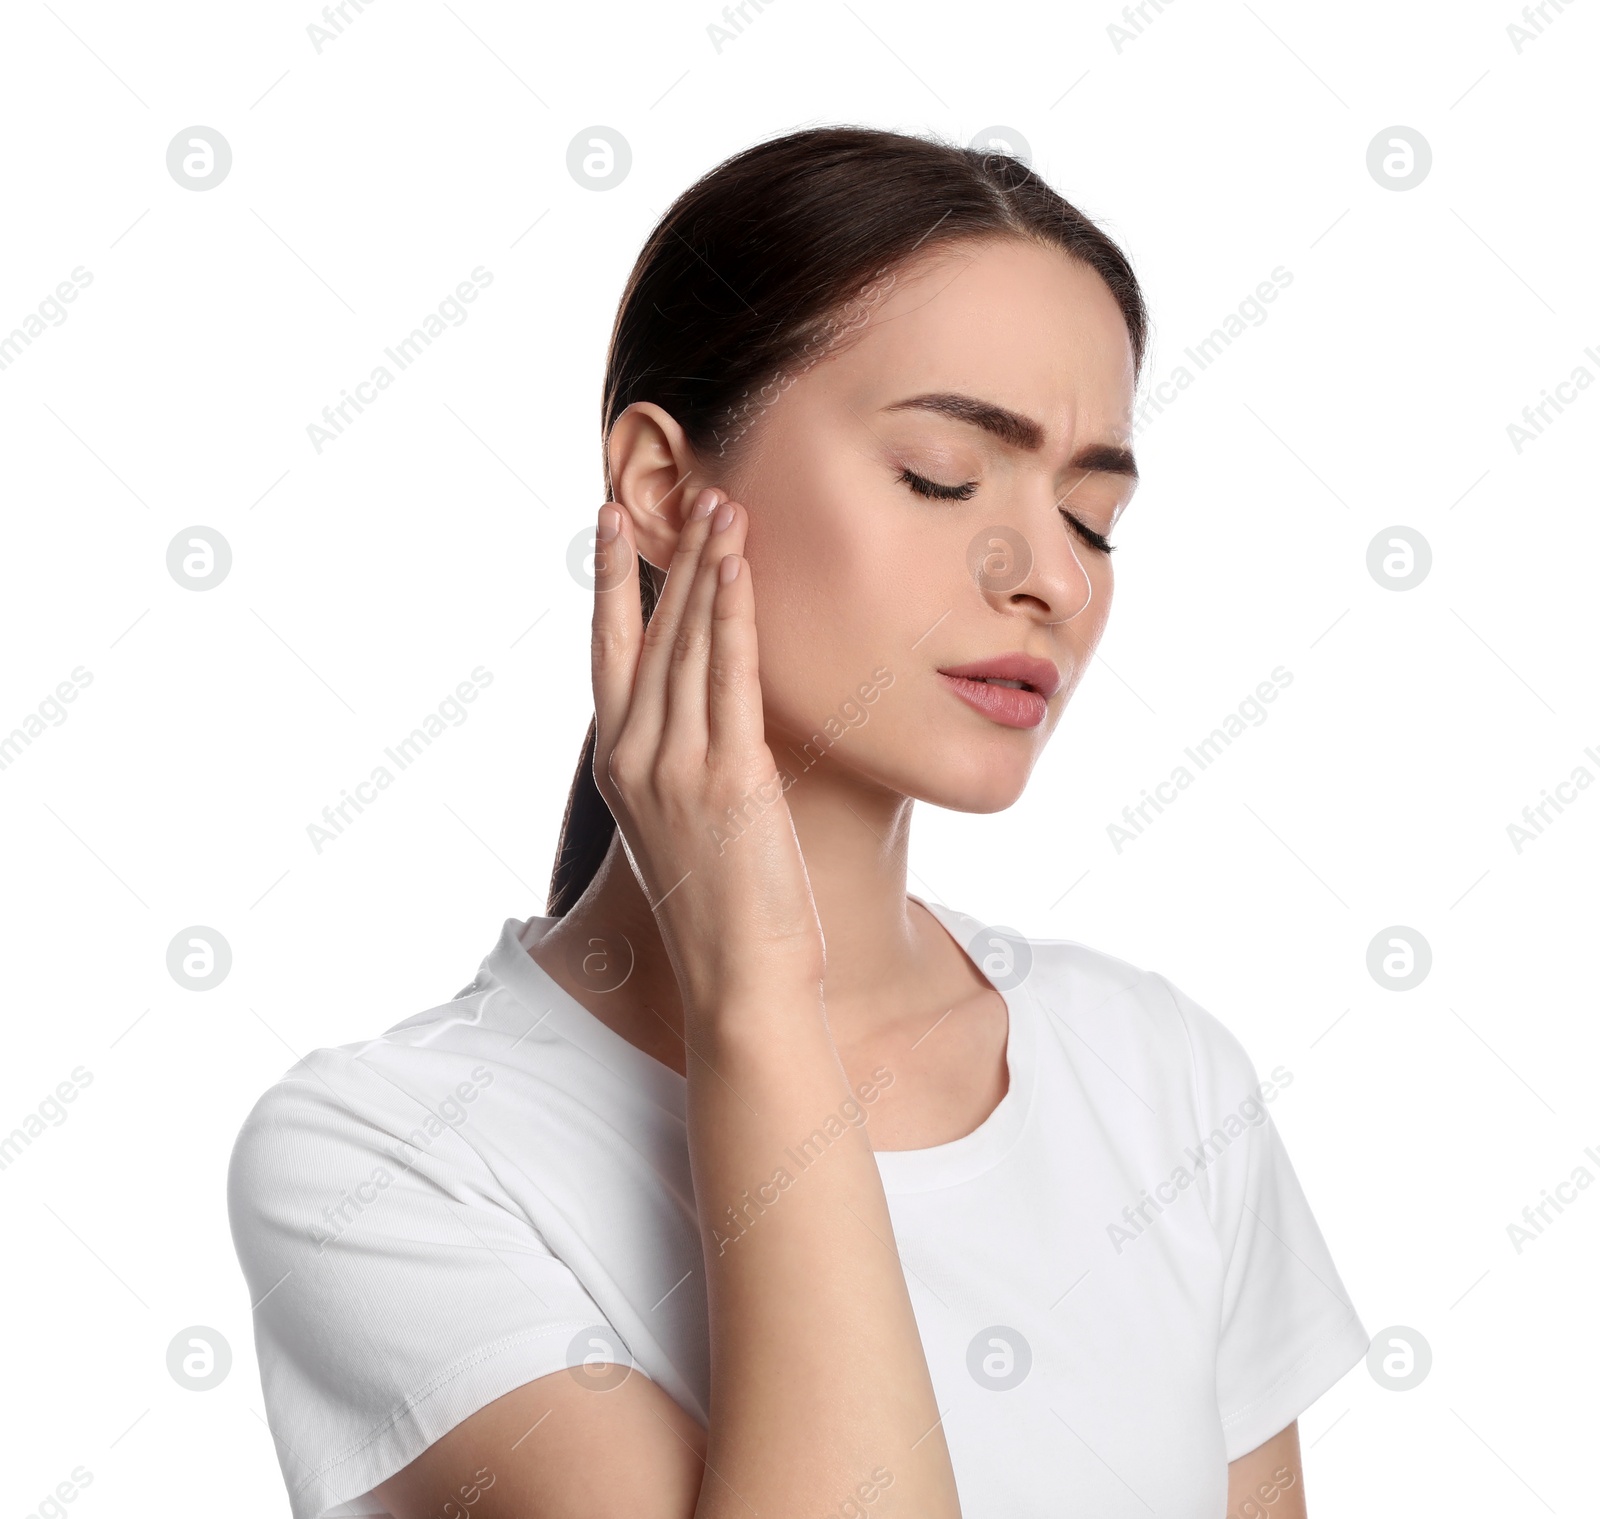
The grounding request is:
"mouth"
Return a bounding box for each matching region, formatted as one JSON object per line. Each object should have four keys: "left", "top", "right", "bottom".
{"left": 935, "top": 655, "right": 1063, "bottom": 699}
{"left": 935, "top": 655, "right": 1062, "bottom": 731}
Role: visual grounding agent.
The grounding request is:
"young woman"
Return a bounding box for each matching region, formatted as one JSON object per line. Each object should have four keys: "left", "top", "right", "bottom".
{"left": 229, "top": 126, "right": 1368, "bottom": 1519}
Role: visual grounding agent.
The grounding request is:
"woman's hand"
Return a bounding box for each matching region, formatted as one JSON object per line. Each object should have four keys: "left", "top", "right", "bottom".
{"left": 589, "top": 487, "right": 826, "bottom": 1015}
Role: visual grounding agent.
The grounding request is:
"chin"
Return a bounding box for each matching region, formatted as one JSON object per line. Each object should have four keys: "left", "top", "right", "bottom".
{"left": 892, "top": 751, "right": 1035, "bottom": 814}
{"left": 926, "top": 774, "right": 1032, "bottom": 814}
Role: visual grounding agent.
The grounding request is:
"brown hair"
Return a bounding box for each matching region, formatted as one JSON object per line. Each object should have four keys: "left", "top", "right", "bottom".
{"left": 547, "top": 125, "right": 1147, "bottom": 916}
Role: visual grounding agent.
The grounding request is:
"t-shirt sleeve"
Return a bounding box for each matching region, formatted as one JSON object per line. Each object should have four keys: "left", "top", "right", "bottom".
{"left": 1153, "top": 973, "right": 1371, "bottom": 1462}
{"left": 227, "top": 1050, "right": 628, "bottom": 1519}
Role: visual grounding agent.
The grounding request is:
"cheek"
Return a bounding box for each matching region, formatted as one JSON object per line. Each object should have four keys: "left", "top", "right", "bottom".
{"left": 748, "top": 516, "right": 881, "bottom": 720}
{"left": 1074, "top": 558, "right": 1115, "bottom": 644}
{"left": 740, "top": 446, "right": 913, "bottom": 723}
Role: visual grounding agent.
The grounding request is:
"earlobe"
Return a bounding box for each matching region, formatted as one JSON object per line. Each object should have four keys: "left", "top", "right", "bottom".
{"left": 606, "top": 401, "right": 702, "bottom": 568}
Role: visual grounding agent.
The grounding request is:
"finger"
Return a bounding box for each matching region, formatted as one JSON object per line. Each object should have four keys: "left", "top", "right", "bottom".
{"left": 661, "top": 497, "right": 748, "bottom": 759}
{"left": 590, "top": 501, "right": 642, "bottom": 773}
{"left": 706, "top": 543, "right": 766, "bottom": 769}
{"left": 629, "top": 485, "right": 722, "bottom": 744}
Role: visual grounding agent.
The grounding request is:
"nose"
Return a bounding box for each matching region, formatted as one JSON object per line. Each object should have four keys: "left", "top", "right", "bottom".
{"left": 969, "top": 501, "right": 1095, "bottom": 626}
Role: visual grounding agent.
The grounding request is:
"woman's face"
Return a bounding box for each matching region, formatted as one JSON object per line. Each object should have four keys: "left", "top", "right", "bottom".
{"left": 709, "top": 234, "right": 1139, "bottom": 814}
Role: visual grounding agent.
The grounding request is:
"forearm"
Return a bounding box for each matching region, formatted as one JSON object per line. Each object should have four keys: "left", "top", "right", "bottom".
{"left": 686, "top": 993, "right": 963, "bottom": 1519}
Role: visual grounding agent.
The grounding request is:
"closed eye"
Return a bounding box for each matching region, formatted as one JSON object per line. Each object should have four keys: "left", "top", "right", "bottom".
{"left": 900, "top": 468, "right": 1117, "bottom": 553}
{"left": 900, "top": 467, "right": 977, "bottom": 502}
{"left": 1063, "top": 513, "right": 1116, "bottom": 554}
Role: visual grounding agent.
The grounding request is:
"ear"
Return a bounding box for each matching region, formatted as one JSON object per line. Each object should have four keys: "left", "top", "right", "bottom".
{"left": 605, "top": 402, "right": 705, "bottom": 571}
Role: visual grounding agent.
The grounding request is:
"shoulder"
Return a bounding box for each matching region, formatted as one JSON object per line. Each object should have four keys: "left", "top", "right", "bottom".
{"left": 1049, "top": 935, "right": 1272, "bottom": 1097}
{"left": 947, "top": 905, "right": 1278, "bottom": 1121}
{"left": 226, "top": 984, "right": 510, "bottom": 1252}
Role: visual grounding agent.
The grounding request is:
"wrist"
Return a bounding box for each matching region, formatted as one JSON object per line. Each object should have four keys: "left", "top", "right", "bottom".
{"left": 683, "top": 987, "right": 831, "bottom": 1059}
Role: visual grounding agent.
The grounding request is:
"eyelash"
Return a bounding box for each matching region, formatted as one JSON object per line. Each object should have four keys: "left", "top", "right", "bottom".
{"left": 897, "top": 468, "right": 1117, "bottom": 554}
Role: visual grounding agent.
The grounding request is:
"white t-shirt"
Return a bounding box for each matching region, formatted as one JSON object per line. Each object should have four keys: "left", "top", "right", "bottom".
{"left": 227, "top": 897, "right": 1369, "bottom": 1519}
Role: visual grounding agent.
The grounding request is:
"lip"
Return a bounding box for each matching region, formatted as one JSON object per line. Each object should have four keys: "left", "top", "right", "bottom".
{"left": 935, "top": 653, "right": 1063, "bottom": 699}
{"left": 937, "top": 673, "right": 1047, "bottom": 729}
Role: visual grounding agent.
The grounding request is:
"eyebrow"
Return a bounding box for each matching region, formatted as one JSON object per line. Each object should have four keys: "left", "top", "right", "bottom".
{"left": 881, "top": 391, "right": 1138, "bottom": 479}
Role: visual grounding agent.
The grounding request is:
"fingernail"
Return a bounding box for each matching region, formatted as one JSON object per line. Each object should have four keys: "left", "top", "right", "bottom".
{"left": 690, "top": 488, "right": 719, "bottom": 521}
{"left": 597, "top": 504, "right": 620, "bottom": 541}
{"left": 711, "top": 501, "right": 735, "bottom": 533}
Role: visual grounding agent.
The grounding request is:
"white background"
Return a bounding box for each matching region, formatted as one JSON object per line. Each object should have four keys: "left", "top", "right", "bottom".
{"left": 1, "top": 0, "right": 1595, "bottom": 1513}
